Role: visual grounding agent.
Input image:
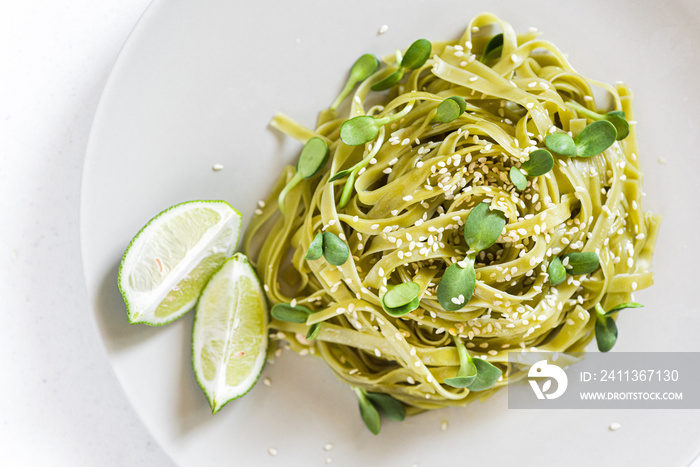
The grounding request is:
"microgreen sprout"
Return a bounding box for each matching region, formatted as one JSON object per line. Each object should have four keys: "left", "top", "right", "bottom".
{"left": 330, "top": 54, "right": 380, "bottom": 110}
{"left": 278, "top": 137, "right": 330, "bottom": 213}
{"left": 306, "top": 322, "right": 321, "bottom": 340}
{"left": 354, "top": 387, "right": 381, "bottom": 434}
{"left": 463, "top": 202, "right": 507, "bottom": 253}
{"left": 271, "top": 302, "right": 323, "bottom": 340}
{"left": 566, "top": 101, "right": 630, "bottom": 140}
{"left": 330, "top": 127, "right": 386, "bottom": 208}
{"left": 340, "top": 101, "right": 414, "bottom": 146}
{"left": 437, "top": 261, "right": 476, "bottom": 311}
{"left": 549, "top": 252, "right": 599, "bottom": 285}
{"left": 270, "top": 303, "right": 313, "bottom": 323}
{"left": 443, "top": 337, "right": 476, "bottom": 387}
{"left": 432, "top": 96, "right": 467, "bottom": 124}
{"left": 365, "top": 392, "right": 406, "bottom": 421}
{"left": 545, "top": 120, "right": 617, "bottom": 158}
{"left": 508, "top": 149, "right": 554, "bottom": 190}
{"left": 444, "top": 337, "right": 501, "bottom": 391}
{"left": 594, "top": 302, "right": 643, "bottom": 352}
{"left": 561, "top": 251, "right": 600, "bottom": 275}
{"left": 381, "top": 281, "right": 421, "bottom": 316}
{"left": 437, "top": 202, "right": 507, "bottom": 311}
{"left": 480, "top": 33, "right": 503, "bottom": 62}
{"left": 548, "top": 257, "right": 566, "bottom": 286}
{"left": 354, "top": 387, "right": 406, "bottom": 434}
{"left": 509, "top": 167, "right": 527, "bottom": 190}
{"left": 371, "top": 39, "right": 432, "bottom": 91}
{"left": 305, "top": 231, "right": 350, "bottom": 266}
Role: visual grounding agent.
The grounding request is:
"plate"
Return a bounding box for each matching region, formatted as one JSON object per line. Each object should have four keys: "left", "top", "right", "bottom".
{"left": 82, "top": 0, "right": 700, "bottom": 465}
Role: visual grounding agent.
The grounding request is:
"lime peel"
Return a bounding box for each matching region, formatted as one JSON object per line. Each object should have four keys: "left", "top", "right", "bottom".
{"left": 118, "top": 200, "right": 241, "bottom": 326}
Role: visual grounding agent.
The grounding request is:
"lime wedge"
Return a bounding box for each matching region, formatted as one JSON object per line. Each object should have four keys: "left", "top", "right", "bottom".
{"left": 192, "top": 253, "right": 268, "bottom": 413}
{"left": 118, "top": 200, "right": 241, "bottom": 326}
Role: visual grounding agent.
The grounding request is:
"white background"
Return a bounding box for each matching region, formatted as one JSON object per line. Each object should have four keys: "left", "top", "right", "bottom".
{"left": 2, "top": 1, "right": 699, "bottom": 466}
{"left": 0, "top": 1, "right": 173, "bottom": 465}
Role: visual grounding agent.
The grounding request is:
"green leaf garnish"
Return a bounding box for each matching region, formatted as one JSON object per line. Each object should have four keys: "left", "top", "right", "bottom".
{"left": 545, "top": 132, "right": 577, "bottom": 157}
{"left": 574, "top": 120, "right": 617, "bottom": 158}
{"left": 594, "top": 302, "right": 642, "bottom": 352}
{"left": 467, "top": 357, "right": 502, "bottom": 391}
{"left": 607, "top": 302, "right": 644, "bottom": 314}
{"left": 370, "top": 67, "right": 405, "bottom": 91}
{"left": 305, "top": 231, "right": 350, "bottom": 265}
{"left": 340, "top": 115, "right": 381, "bottom": 146}
{"left": 595, "top": 312, "right": 617, "bottom": 352}
{"left": 340, "top": 101, "right": 414, "bottom": 146}
{"left": 270, "top": 303, "right": 312, "bottom": 323}
{"left": 444, "top": 337, "right": 477, "bottom": 388}
{"left": 436, "top": 261, "right": 476, "bottom": 311}
{"left": 548, "top": 257, "right": 566, "bottom": 286}
{"left": 509, "top": 166, "right": 527, "bottom": 190}
{"left": 296, "top": 137, "right": 330, "bottom": 178}
{"left": 354, "top": 387, "right": 381, "bottom": 435}
{"left": 521, "top": 149, "right": 554, "bottom": 176}
{"left": 400, "top": 38, "right": 432, "bottom": 70}
{"left": 364, "top": 392, "right": 406, "bottom": 421}
{"left": 382, "top": 282, "right": 421, "bottom": 308}
{"left": 278, "top": 137, "right": 330, "bottom": 213}
{"left": 481, "top": 33, "right": 503, "bottom": 62}
{"left": 381, "top": 290, "right": 420, "bottom": 316}
{"left": 450, "top": 95, "right": 467, "bottom": 114}
{"left": 567, "top": 101, "right": 629, "bottom": 141}
{"left": 463, "top": 202, "right": 506, "bottom": 252}
{"left": 432, "top": 96, "right": 466, "bottom": 124}
{"left": 305, "top": 232, "right": 324, "bottom": 260}
{"left": 370, "top": 39, "right": 431, "bottom": 92}
{"left": 329, "top": 168, "right": 353, "bottom": 182}
{"left": 306, "top": 322, "right": 321, "bottom": 340}
{"left": 444, "top": 337, "right": 501, "bottom": 391}
{"left": 321, "top": 231, "right": 349, "bottom": 266}
{"left": 330, "top": 54, "right": 380, "bottom": 110}
{"left": 562, "top": 251, "right": 600, "bottom": 275}
{"left": 604, "top": 114, "right": 629, "bottom": 140}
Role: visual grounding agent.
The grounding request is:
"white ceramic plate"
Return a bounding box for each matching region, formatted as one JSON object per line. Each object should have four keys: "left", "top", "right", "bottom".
{"left": 82, "top": 1, "right": 700, "bottom": 465}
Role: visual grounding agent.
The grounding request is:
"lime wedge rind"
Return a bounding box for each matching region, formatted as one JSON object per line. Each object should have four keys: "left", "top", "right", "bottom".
{"left": 191, "top": 253, "right": 268, "bottom": 414}
{"left": 118, "top": 200, "right": 241, "bottom": 326}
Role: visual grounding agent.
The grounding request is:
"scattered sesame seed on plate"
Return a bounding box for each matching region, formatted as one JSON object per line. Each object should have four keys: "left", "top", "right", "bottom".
{"left": 377, "top": 24, "right": 389, "bottom": 35}
{"left": 212, "top": 164, "right": 224, "bottom": 171}
{"left": 609, "top": 422, "right": 621, "bottom": 431}
{"left": 268, "top": 448, "right": 278, "bottom": 456}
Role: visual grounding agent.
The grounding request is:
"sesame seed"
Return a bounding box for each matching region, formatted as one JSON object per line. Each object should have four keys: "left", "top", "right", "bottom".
{"left": 377, "top": 24, "right": 389, "bottom": 35}
{"left": 263, "top": 377, "right": 271, "bottom": 387}
{"left": 212, "top": 164, "right": 224, "bottom": 171}
{"left": 371, "top": 224, "right": 379, "bottom": 230}
{"left": 268, "top": 448, "right": 278, "bottom": 456}
{"left": 609, "top": 422, "right": 621, "bottom": 431}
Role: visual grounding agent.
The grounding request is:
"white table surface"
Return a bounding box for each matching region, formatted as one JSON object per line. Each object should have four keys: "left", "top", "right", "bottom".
{"left": 2, "top": 2, "right": 699, "bottom": 466}
{"left": 0, "top": 1, "right": 173, "bottom": 465}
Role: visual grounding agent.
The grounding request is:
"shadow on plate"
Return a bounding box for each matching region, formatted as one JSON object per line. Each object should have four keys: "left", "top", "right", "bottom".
{"left": 175, "top": 313, "right": 214, "bottom": 435}
{"left": 95, "top": 261, "right": 169, "bottom": 351}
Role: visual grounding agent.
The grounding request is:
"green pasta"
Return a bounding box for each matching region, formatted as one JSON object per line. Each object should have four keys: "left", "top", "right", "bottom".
{"left": 244, "top": 13, "right": 660, "bottom": 418}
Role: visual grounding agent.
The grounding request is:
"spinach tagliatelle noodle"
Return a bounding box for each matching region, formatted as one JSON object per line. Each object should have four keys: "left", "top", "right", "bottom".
{"left": 243, "top": 13, "right": 660, "bottom": 416}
